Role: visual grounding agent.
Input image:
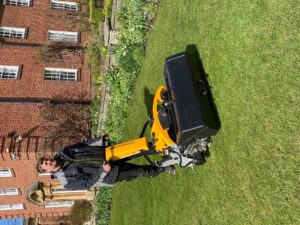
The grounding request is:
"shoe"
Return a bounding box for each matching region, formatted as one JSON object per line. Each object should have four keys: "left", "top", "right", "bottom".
{"left": 163, "top": 165, "right": 176, "bottom": 175}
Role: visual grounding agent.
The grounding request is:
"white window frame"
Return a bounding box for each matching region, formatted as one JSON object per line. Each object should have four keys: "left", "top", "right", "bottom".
{"left": 0, "top": 169, "right": 13, "bottom": 177}
{"left": 52, "top": 189, "right": 88, "bottom": 193}
{"left": 0, "top": 204, "right": 24, "bottom": 210}
{"left": 47, "top": 30, "right": 79, "bottom": 43}
{"left": 45, "top": 201, "right": 74, "bottom": 208}
{"left": 3, "top": 0, "right": 31, "bottom": 7}
{"left": 0, "top": 65, "right": 20, "bottom": 79}
{"left": 51, "top": 0, "right": 79, "bottom": 11}
{"left": 0, "top": 27, "right": 27, "bottom": 39}
{"left": 44, "top": 68, "right": 78, "bottom": 82}
{"left": 0, "top": 188, "right": 19, "bottom": 196}
{"left": 38, "top": 172, "right": 51, "bottom": 176}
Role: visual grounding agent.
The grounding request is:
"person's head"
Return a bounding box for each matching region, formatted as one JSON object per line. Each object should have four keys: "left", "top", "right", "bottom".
{"left": 36, "top": 157, "right": 59, "bottom": 173}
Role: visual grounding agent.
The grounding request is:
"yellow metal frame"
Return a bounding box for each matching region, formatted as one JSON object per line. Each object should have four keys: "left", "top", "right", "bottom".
{"left": 150, "top": 86, "right": 175, "bottom": 153}
{"left": 105, "top": 86, "right": 175, "bottom": 161}
{"left": 105, "top": 137, "right": 149, "bottom": 161}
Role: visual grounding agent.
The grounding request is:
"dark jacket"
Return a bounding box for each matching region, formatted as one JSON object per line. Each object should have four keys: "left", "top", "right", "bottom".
{"left": 52, "top": 141, "right": 119, "bottom": 190}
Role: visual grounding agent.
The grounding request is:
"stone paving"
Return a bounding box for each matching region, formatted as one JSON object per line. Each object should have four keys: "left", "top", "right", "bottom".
{"left": 97, "top": 0, "right": 121, "bottom": 134}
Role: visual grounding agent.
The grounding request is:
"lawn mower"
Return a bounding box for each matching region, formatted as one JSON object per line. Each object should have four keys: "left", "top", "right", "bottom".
{"left": 96, "top": 51, "right": 219, "bottom": 168}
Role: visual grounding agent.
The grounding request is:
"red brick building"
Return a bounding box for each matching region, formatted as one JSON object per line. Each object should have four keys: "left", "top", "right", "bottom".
{"left": 0, "top": 0, "right": 92, "bottom": 219}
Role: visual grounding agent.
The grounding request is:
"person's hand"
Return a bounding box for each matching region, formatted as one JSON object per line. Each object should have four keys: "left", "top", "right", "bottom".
{"left": 102, "top": 161, "right": 111, "bottom": 173}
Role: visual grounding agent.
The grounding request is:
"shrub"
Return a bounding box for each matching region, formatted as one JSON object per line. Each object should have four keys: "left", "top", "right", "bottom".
{"left": 95, "top": 187, "right": 113, "bottom": 225}
{"left": 87, "top": 41, "right": 102, "bottom": 72}
{"left": 117, "top": 0, "right": 147, "bottom": 45}
{"left": 104, "top": 67, "right": 136, "bottom": 140}
{"left": 90, "top": 97, "right": 102, "bottom": 137}
{"left": 38, "top": 42, "right": 83, "bottom": 63}
{"left": 69, "top": 200, "right": 93, "bottom": 225}
{"left": 39, "top": 101, "right": 91, "bottom": 151}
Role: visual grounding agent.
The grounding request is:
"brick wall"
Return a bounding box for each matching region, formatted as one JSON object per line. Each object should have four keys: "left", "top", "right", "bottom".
{"left": 0, "top": 0, "right": 92, "bottom": 100}
{"left": 0, "top": 105, "right": 80, "bottom": 219}
{"left": 0, "top": 0, "right": 89, "bottom": 45}
{"left": 0, "top": 46, "right": 91, "bottom": 100}
{"left": 0, "top": 0, "right": 92, "bottom": 218}
{"left": 0, "top": 153, "right": 71, "bottom": 219}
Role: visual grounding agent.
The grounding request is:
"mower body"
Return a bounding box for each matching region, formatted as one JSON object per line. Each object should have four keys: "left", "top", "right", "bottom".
{"left": 105, "top": 52, "right": 219, "bottom": 167}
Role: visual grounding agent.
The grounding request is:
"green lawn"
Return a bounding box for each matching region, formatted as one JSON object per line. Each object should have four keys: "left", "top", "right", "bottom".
{"left": 110, "top": 0, "right": 299, "bottom": 224}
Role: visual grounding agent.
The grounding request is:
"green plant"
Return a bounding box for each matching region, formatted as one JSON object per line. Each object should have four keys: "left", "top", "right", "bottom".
{"left": 69, "top": 200, "right": 93, "bottom": 225}
{"left": 117, "top": 0, "right": 147, "bottom": 45}
{"left": 114, "top": 44, "right": 140, "bottom": 74}
{"left": 104, "top": 67, "right": 136, "bottom": 141}
{"left": 103, "top": 0, "right": 156, "bottom": 141}
{"left": 90, "top": 0, "right": 104, "bottom": 24}
{"left": 89, "top": 97, "right": 101, "bottom": 137}
{"left": 95, "top": 187, "right": 113, "bottom": 225}
{"left": 87, "top": 41, "right": 102, "bottom": 73}
{"left": 132, "top": 46, "right": 145, "bottom": 65}
{"left": 94, "top": 72, "right": 103, "bottom": 88}
{"left": 103, "top": 0, "right": 113, "bottom": 17}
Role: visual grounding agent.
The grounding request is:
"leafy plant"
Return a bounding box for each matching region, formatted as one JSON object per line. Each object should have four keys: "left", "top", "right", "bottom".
{"left": 103, "top": 0, "right": 158, "bottom": 141}
{"left": 89, "top": 97, "right": 101, "bottom": 137}
{"left": 117, "top": 0, "right": 147, "bottom": 45}
{"left": 69, "top": 200, "right": 93, "bottom": 225}
{"left": 87, "top": 41, "right": 102, "bottom": 72}
{"left": 104, "top": 67, "right": 136, "bottom": 140}
{"left": 95, "top": 187, "right": 113, "bottom": 225}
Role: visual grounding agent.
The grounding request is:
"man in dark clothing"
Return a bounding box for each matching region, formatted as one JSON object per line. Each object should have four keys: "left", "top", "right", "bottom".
{"left": 36, "top": 138, "right": 175, "bottom": 190}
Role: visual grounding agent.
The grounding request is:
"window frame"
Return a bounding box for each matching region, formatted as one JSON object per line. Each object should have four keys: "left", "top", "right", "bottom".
{"left": 45, "top": 201, "right": 74, "bottom": 208}
{"left": 51, "top": 0, "right": 80, "bottom": 11}
{"left": 47, "top": 30, "right": 79, "bottom": 43}
{"left": 0, "top": 65, "right": 21, "bottom": 79}
{"left": 0, "top": 188, "right": 19, "bottom": 196}
{"left": 0, "top": 168, "right": 14, "bottom": 177}
{"left": 44, "top": 68, "right": 78, "bottom": 82}
{"left": 0, "top": 204, "right": 24, "bottom": 211}
{"left": 52, "top": 189, "right": 88, "bottom": 193}
{"left": 0, "top": 27, "right": 27, "bottom": 39}
{"left": 3, "top": 0, "right": 31, "bottom": 7}
{"left": 38, "top": 172, "right": 52, "bottom": 176}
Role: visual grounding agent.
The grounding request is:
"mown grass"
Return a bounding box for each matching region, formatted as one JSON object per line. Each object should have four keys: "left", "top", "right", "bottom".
{"left": 110, "top": 0, "right": 299, "bottom": 225}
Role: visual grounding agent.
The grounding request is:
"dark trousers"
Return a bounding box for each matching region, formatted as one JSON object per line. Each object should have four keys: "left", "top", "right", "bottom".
{"left": 116, "top": 162, "right": 163, "bottom": 182}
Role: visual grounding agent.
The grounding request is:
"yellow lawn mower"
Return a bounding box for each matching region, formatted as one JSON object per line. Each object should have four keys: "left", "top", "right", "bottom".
{"left": 97, "top": 51, "right": 220, "bottom": 168}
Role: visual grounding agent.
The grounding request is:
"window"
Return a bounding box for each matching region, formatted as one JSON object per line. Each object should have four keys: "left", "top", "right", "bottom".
{"left": 0, "top": 188, "right": 19, "bottom": 195}
{"left": 52, "top": 189, "right": 88, "bottom": 193}
{"left": 44, "top": 68, "right": 78, "bottom": 82}
{"left": 0, "top": 27, "right": 26, "bottom": 39}
{"left": 48, "top": 30, "right": 79, "bottom": 43}
{"left": 51, "top": 0, "right": 79, "bottom": 11}
{"left": 0, "top": 65, "right": 20, "bottom": 79}
{"left": 3, "top": 0, "right": 31, "bottom": 7}
{"left": 38, "top": 172, "right": 51, "bottom": 176}
{"left": 45, "top": 201, "right": 73, "bottom": 208}
{"left": 0, "top": 169, "right": 13, "bottom": 177}
{"left": 0, "top": 204, "right": 24, "bottom": 210}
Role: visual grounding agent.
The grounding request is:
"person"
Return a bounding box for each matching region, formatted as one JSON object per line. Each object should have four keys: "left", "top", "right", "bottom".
{"left": 36, "top": 137, "right": 175, "bottom": 190}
